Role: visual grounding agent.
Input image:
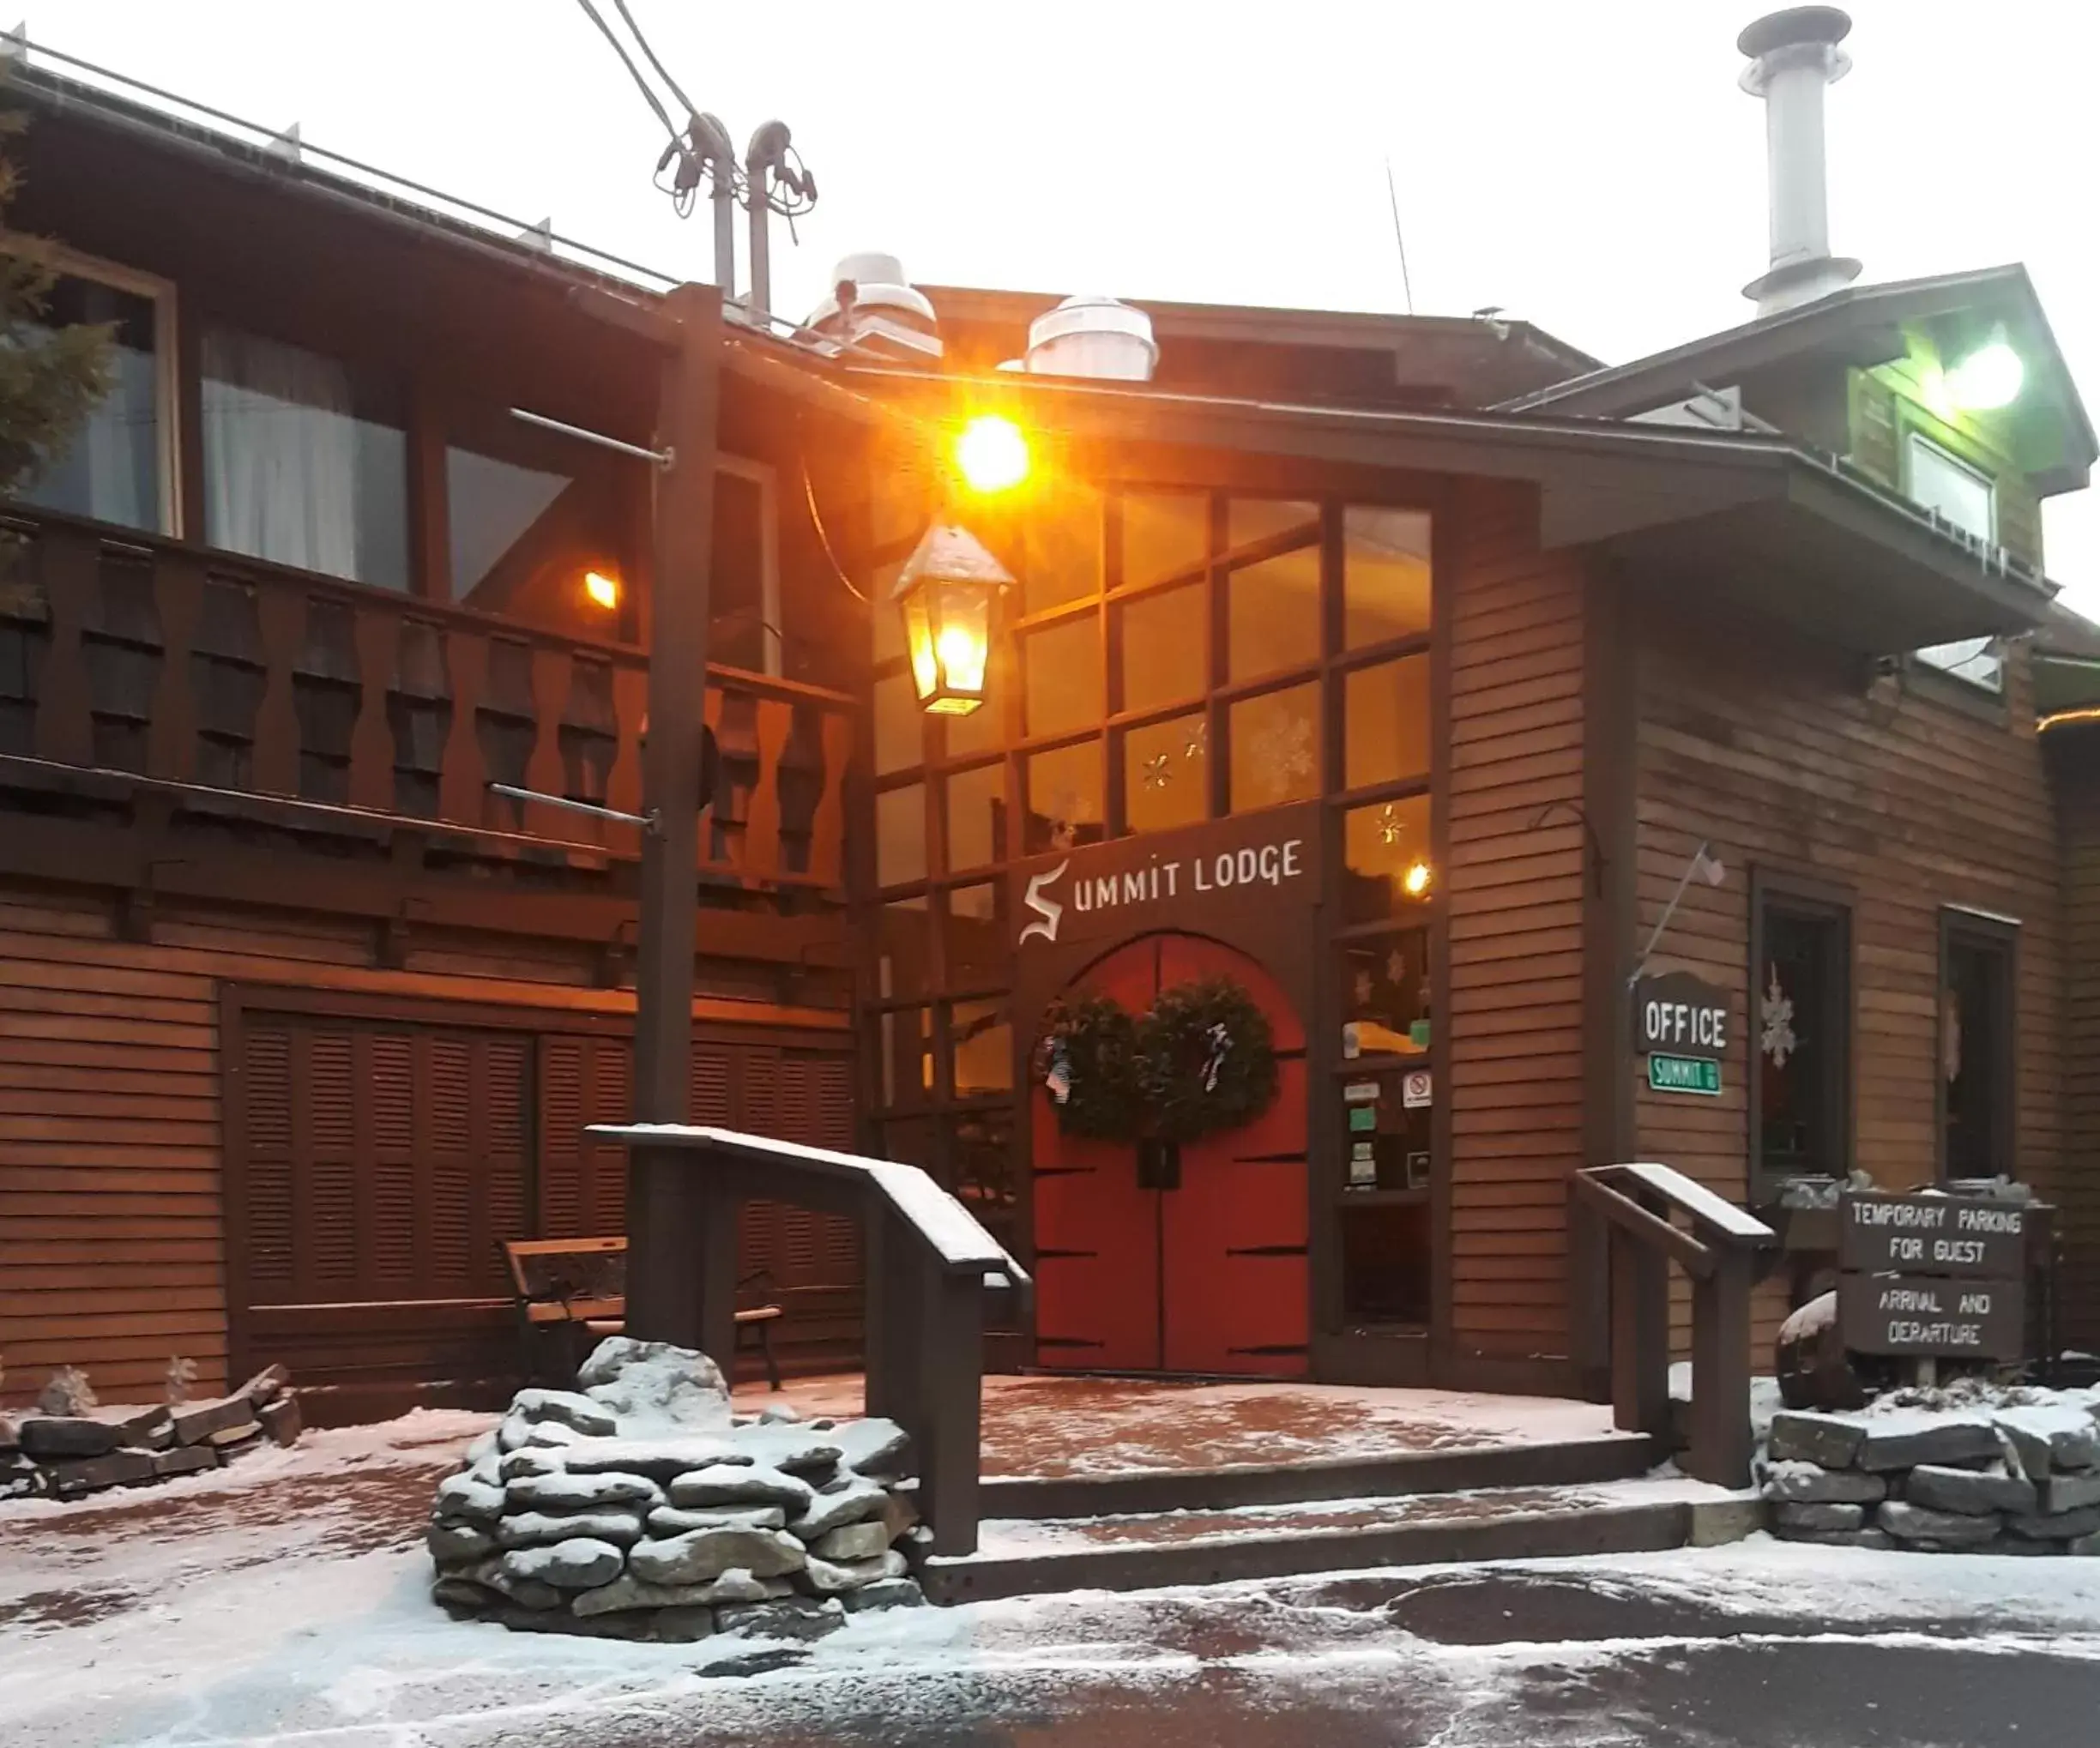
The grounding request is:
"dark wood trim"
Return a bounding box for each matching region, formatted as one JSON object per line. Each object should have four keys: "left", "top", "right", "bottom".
{"left": 0, "top": 806, "right": 850, "bottom": 968}
{"left": 1576, "top": 558, "right": 1637, "bottom": 1394}
{"left": 219, "top": 982, "right": 256, "bottom": 1392}
{"left": 1312, "top": 1326, "right": 1430, "bottom": 1386}
{"left": 1427, "top": 484, "right": 1455, "bottom": 1371}
{"left": 1746, "top": 863, "right": 1856, "bottom": 1204}
{"left": 1936, "top": 903, "right": 2021, "bottom": 1183}
{"left": 222, "top": 979, "right": 848, "bottom": 1043}
{"left": 407, "top": 380, "right": 450, "bottom": 603}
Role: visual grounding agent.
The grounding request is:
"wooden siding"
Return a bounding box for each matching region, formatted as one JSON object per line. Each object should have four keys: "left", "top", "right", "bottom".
{"left": 2049, "top": 738, "right": 2100, "bottom": 1351}
{"left": 0, "top": 883, "right": 852, "bottom": 1410}
{"left": 1445, "top": 479, "right": 1589, "bottom": 1364}
{"left": 1631, "top": 593, "right": 2065, "bottom": 1355}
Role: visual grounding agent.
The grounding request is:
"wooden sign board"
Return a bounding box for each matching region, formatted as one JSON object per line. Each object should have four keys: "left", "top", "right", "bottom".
{"left": 1839, "top": 1192, "right": 2026, "bottom": 1279}
{"left": 1009, "top": 804, "right": 1320, "bottom": 954}
{"left": 1838, "top": 1271, "right": 2025, "bottom": 1359}
{"left": 1632, "top": 970, "right": 1729, "bottom": 1060}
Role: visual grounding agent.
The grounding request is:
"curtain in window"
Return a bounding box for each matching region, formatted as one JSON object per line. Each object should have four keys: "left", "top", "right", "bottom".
{"left": 202, "top": 329, "right": 359, "bottom": 581}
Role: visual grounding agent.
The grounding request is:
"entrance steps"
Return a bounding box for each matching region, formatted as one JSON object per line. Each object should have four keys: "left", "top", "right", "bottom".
{"left": 919, "top": 1433, "right": 1761, "bottom": 1603}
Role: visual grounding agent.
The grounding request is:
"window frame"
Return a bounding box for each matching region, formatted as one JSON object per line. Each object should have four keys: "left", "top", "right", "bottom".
{"left": 1902, "top": 431, "right": 2006, "bottom": 696}
{"left": 10, "top": 239, "right": 182, "bottom": 538}
{"left": 1747, "top": 866, "right": 1853, "bottom": 1203}
{"left": 715, "top": 454, "right": 781, "bottom": 678}
{"left": 1936, "top": 905, "right": 2019, "bottom": 1183}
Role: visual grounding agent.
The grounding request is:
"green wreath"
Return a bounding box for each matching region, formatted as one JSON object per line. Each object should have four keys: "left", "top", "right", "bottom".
{"left": 1034, "top": 993, "right": 1144, "bottom": 1141}
{"left": 1138, "top": 975, "right": 1279, "bottom": 1145}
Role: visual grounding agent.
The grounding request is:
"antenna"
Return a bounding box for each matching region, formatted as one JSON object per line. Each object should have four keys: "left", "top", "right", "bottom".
{"left": 1384, "top": 158, "right": 1415, "bottom": 316}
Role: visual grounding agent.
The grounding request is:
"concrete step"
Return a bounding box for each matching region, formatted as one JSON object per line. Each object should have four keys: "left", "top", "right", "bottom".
{"left": 920, "top": 1475, "right": 1759, "bottom": 1604}
{"left": 969, "top": 1428, "right": 1659, "bottom": 1521}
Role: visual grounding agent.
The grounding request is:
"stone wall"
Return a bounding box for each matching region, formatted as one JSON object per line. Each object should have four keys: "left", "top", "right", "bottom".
{"left": 428, "top": 1341, "right": 923, "bottom": 1642}
{"left": 1764, "top": 1399, "right": 2100, "bottom": 1552}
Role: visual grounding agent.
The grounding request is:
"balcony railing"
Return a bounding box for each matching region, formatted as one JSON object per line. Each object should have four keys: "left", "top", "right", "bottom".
{"left": 0, "top": 507, "right": 854, "bottom": 895}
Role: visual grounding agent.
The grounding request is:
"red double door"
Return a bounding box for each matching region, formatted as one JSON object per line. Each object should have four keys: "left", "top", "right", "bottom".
{"left": 1032, "top": 932, "right": 1310, "bottom": 1377}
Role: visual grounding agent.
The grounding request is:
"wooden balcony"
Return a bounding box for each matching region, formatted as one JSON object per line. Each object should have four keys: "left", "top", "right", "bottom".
{"left": 0, "top": 507, "right": 855, "bottom": 898}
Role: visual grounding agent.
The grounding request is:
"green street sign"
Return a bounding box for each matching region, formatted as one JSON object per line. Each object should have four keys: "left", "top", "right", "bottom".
{"left": 1649, "top": 1053, "right": 1722, "bottom": 1096}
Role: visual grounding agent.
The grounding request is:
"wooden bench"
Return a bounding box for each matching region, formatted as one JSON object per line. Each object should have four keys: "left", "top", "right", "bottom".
{"left": 501, "top": 1236, "right": 783, "bottom": 1390}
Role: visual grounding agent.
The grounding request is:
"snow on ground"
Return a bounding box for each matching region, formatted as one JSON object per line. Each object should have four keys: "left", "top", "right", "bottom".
{"left": 9, "top": 1401, "right": 2099, "bottom": 1745}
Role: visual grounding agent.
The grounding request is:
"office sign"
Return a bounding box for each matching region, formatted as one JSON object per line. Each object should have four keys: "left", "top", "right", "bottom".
{"left": 1838, "top": 1271, "right": 2025, "bottom": 1359}
{"left": 1632, "top": 971, "right": 1730, "bottom": 1059}
{"left": 1839, "top": 1191, "right": 2026, "bottom": 1279}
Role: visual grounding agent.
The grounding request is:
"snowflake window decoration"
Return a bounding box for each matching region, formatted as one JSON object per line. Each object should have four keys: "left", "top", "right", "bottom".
{"left": 1182, "top": 720, "right": 1208, "bottom": 762}
{"left": 1354, "top": 968, "right": 1374, "bottom": 1006}
{"left": 1760, "top": 962, "right": 1796, "bottom": 1069}
{"left": 1141, "top": 753, "right": 1174, "bottom": 790}
{"left": 1376, "top": 803, "right": 1405, "bottom": 846}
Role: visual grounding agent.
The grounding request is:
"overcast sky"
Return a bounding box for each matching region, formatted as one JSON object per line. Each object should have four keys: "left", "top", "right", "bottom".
{"left": 45, "top": 0, "right": 2100, "bottom": 613}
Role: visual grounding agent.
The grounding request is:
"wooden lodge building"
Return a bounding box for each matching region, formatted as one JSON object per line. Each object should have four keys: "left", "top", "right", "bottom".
{"left": 7, "top": 24, "right": 2100, "bottom": 1421}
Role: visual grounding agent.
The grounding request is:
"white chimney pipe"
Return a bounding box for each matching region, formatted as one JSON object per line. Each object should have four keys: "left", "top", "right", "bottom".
{"left": 1738, "top": 7, "right": 1862, "bottom": 316}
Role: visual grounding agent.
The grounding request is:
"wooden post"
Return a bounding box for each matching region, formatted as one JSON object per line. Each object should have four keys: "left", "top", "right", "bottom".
{"left": 1688, "top": 1248, "right": 1755, "bottom": 1486}
{"left": 920, "top": 1265, "right": 983, "bottom": 1557}
{"left": 1609, "top": 1228, "right": 1670, "bottom": 1440}
{"left": 863, "top": 1207, "right": 924, "bottom": 1432}
{"left": 625, "top": 284, "right": 722, "bottom": 1348}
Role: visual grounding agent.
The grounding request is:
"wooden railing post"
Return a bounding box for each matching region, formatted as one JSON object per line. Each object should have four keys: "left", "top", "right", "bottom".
{"left": 920, "top": 1264, "right": 984, "bottom": 1557}
{"left": 863, "top": 1206, "right": 924, "bottom": 1433}
{"left": 1688, "top": 1247, "right": 1755, "bottom": 1486}
{"left": 1609, "top": 1225, "right": 1671, "bottom": 1440}
{"left": 147, "top": 550, "right": 202, "bottom": 784}
{"left": 33, "top": 527, "right": 94, "bottom": 767}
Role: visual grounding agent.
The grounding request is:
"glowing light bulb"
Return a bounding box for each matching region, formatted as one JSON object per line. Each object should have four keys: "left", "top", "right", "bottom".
{"left": 1946, "top": 340, "right": 2023, "bottom": 412}
{"left": 583, "top": 570, "right": 620, "bottom": 610}
{"left": 955, "top": 414, "right": 1029, "bottom": 493}
{"left": 1402, "top": 859, "right": 1433, "bottom": 898}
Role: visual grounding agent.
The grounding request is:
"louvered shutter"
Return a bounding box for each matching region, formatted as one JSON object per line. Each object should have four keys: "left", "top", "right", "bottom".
{"left": 243, "top": 1022, "right": 295, "bottom": 1295}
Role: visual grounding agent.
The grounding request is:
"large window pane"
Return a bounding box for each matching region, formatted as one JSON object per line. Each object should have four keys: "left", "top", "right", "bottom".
{"left": 1759, "top": 907, "right": 1840, "bottom": 1179}
{"left": 876, "top": 782, "right": 926, "bottom": 887}
{"left": 1227, "top": 497, "right": 1319, "bottom": 552}
{"left": 447, "top": 447, "right": 568, "bottom": 600}
{"left": 1024, "top": 739, "right": 1105, "bottom": 854}
{"left": 1023, "top": 615, "right": 1103, "bottom": 738}
{"left": 945, "top": 760, "right": 1005, "bottom": 871}
{"left": 1023, "top": 484, "right": 1101, "bottom": 614}
{"left": 1229, "top": 683, "right": 1319, "bottom": 810}
{"left": 1342, "top": 925, "right": 1432, "bottom": 1050}
{"left": 875, "top": 895, "right": 932, "bottom": 999}
{"left": 1124, "top": 711, "right": 1207, "bottom": 835}
{"left": 1343, "top": 507, "right": 1432, "bottom": 648}
{"left": 879, "top": 1005, "right": 933, "bottom": 1109}
{"left": 947, "top": 882, "right": 1008, "bottom": 990}
{"left": 1943, "top": 925, "right": 2012, "bottom": 1178}
{"left": 20, "top": 274, "right": 163, "bottom": 533}
{"left": 950, "top": 998, "right": 1014, "bottom": 1096}
{"left": 1121, "top": 490, "right": 1209, "bottom": 588}
{"left": 874, "top": 672, "right": 922, "bottom": 775}
{"left": 1119, "top": 582, "right": 1207, "bottom": 713}
{"left": 1344, "top": 654, "right": 1432, "bottom": 789}
{"left": 1227, "top": 543, "right": 1321, "bottom": 682}
{"left": 1342, "top": 793, "right": 1433, "bottom": 923}
{"left": 709, "top": 467, "right": 776, "bottom": 673}
{"left": 202, "top": 328, "right": 407, "bottom": 590}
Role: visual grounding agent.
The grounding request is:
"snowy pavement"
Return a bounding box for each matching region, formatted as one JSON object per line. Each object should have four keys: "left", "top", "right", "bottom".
{"left": 6, "top": 1407, "right": 2100, "bottom": 1745}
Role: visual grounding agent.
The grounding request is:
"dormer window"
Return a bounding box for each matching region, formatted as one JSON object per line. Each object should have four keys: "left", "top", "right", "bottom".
{"left": 1905, "top": 432, "right": 2005, "bottom": 693}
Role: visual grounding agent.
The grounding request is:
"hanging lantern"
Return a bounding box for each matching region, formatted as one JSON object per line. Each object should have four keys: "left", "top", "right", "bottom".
{"left": 892, "top": 521, "right": 1012, "bottom": 716}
